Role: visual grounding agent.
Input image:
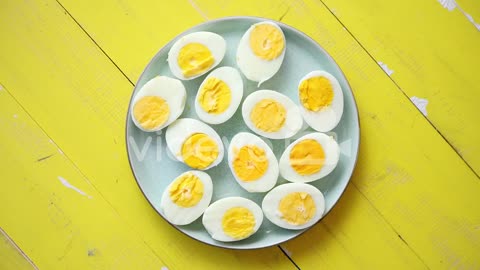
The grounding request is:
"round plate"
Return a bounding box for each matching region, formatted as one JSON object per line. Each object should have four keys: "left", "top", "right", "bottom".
{"left": 126, "top": 16, "right": 360, "bottom": 249}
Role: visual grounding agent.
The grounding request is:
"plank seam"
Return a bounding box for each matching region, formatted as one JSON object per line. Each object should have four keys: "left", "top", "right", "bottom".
{"left": 0, "top": 227, "right": 39, "bottom": 270}
{"left": 314, "top": 0, "right": 480, "bottom": 180}
{"left": 278, "top": 245, "right": 301, "bottom": 270}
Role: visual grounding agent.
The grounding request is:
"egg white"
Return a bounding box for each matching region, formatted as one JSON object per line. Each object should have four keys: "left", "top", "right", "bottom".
{"left": 160, "top": 170, "right": 213, "bottom": 225}
{"left": 202, "top": 197, "right": 263, "bottom": 242}
{"left": 195, "top": 66, "right": 243, "bottom": 125}
{"left": 236, "top": 21, "right": 286, "bottom": 86}
{"left": 131, "top": 76, "right": 186, "bottom": 132}
{"left": 242, "top": 90, "right": 303, "bottom": 139}
{"left": 262, "top": 183, "right": 325, "bottom": 230}
{"left": 165, "top": 118, "right": 224, "bottom": 170}
{"left": 168, "top": 31, "right": 226, "bottom": 80}
{"left": 298, "top": 71, "right": 344, "bottom": 132}
{"left": 227, "top": 132, "right": 279, "bottom": 193}
{"left": 279, "top": 132, "right": 340, "bottom": 183}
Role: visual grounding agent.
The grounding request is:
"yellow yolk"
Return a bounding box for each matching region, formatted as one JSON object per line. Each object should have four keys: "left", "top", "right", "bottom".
{"left": 279, "top": 192, "right": 316, "bottom": 225}
{"left": 222, "top": 207, "right": 256, "bottom": 239}
{"left": 181, "top": 133, "right": 219, "bottom": 169}
{"left": 249, "top": 24, "right": 285, "bottom": 60}
{"left": 233, "top": 145, "right": 269, "bottom": 182}
{"left": 198, "top": 77, "right": 232, "bottom": 114}
{"left": 168, "top": 173, "right": 204, "bottom": 207}
{"left": 133, "top": 96, "right": 170, "bottom": 130}
{"left": 299, "top": 76, "right": 334, "bottom": 111}
{"left": 177, "top": 43, "right": 215, "bottom": 78}
{"left": 289, "top": 139, "right": 325, "bottom": 175}
{"left": 250, "top": 99, "right": 286, "bottom": 132}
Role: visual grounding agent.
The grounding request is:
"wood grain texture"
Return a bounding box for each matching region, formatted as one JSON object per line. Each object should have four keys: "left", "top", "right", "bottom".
{"left": 0, "top": 86, "right": 167, "bottom": 269}
{"left": 320, "top": 0, "right": 480, "bottom": 175}
{"left": 0, "top": 228, "right": 37, "bottom": 270}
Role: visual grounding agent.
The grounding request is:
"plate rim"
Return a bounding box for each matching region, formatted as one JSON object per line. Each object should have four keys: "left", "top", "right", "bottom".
{"left": 125, "top": 15, "right": 361, "bottom": 250}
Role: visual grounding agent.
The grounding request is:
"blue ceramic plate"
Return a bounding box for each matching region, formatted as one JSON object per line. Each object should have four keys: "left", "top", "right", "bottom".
{"left": 126, "top": 17, "right": 360, "bottom": 249}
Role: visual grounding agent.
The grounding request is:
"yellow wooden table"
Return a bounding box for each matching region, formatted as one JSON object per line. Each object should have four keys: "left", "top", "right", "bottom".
{"left": 1, "top": 0, "right": 479, "bottom": 269}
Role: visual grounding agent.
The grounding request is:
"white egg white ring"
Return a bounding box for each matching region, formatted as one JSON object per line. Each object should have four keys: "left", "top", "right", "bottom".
{"left": 236, "top": 21, "right": 286, "bottom": 86}
{"left": 160, "top": 170, "right": 213, "bottom": 225}
{"left": 227, "top": 132, "right": 279, "bottom": 193}
{"left": 280, "top": 132, "right": 340, "bottom": 183}
{"left": 298, "top": 71, "right": 344, "bottom": 132}
{"left": 165, "top": 118, "right": 225, "bottom": 170}
{"left": 202, "top": 197, "right": 263, "bottom": 242}
{"left": 194, "top": 66, "right": 244, "bottom": 125}
{"left": 131, "top": 76, "right": 186, "bottom": 132}
{"left": 242, "top": 90, "right": 303, "bottom": 139}
{"left": 262, "top": 183, "right": 325, "bottom": 230}
{"left": 168, "top": 31, "right": 226, "bottom": 80}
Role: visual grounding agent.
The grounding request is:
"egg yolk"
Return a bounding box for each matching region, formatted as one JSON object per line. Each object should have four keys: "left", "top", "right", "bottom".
{"left": 133, "top": 96, "right": 170, "bottom": 130}
{"left": 279, "top": 192, "right": 316, "bottom": 225}
{"left": 177, "top": 43, "right": 215, "bottom": 78}
{"left": 289, "top": 139, "right": 325, "bottom": 175}
{"left": 250, "top": 99, "right": 286, "bottom": 132}
{"left": 181, "top": 133, "right": 219, "bottom": 169}
{"left": 233, "top": 145, "right": 269, "bottom": 182}
{"left": 299, "top": 76, "right": 334, "bottom": 111}
{"left": 222, "top": 207, "right": 256, "bottom": 239}
{"left": 198, "top": 77, "right": 232, "bottom": 114}
{"left": 169, "top": 173, "right": 204, "bottom": 207}
{"left": 249, "top": 24, "right": 285, "bottom": 60}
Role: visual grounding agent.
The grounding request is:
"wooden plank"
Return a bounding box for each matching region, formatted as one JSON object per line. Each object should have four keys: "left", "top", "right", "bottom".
{"left": 0, "top": 86, "right": 167, "bottom": 269}
{"left": 320, "top": 0, "right": 480, "bottom": 175}
{"left": 0, "top": 1, "right": 295, "bottom": 269}
{"left": 0, "top": 228, "right": 37, "bottom": 270}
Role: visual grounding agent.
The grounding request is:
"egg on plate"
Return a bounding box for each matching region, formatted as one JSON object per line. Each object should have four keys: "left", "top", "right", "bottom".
{"left": 227, "top": 132, "right": 279, "bottom": 192}
{"left": 237, "top": 21, "right": 286, "bottom": 86}
{"left": 279, "top": 132, "right": 340, "bottom": 183}
{"left": 297, "top": 70, "right": 344, "bottom": 132}
{"left": 168, "top": 31, "right": 226, "bottom": 80}
{"left": 166, "top": 118, "right": 224, "bottom": 170}
{"left": 242, "top": 90, "right": 302, "bottom": 139}
{"left": 130, "top": 76, "right": 186, "bottom": 132}
{"left": 262, "top": 183, "right": 325, "bottom": 230}
{"left": 195, "top": 66, "right": 243, "bottom": 125}
{"left": 160, "top": 170, "right": 213, "bottom": 225}
{"left": 202, "top": 197, "right": 263, "bottom": 242}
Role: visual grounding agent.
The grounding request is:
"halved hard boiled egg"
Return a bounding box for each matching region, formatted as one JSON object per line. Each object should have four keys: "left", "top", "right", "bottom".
{"left": 279, "top": 133, "right": 340, "bottom": 183}
{"left": 202, "top": 197, "right": 263, "bottom": 242}
{"left": 168, "top": 32, "right": 226, "bottom": 80}
{"left": 228, "top": 132, "right": 279, "bottom": 192}
{"left": 160, "top": 170, "right": 213, "bottom": 225}
{"left": 262, "top": 183, "right": 325, "bottom": 230}
{"left": 237, "top": 21, "right": 286, "bottom": 86}
{"left": 242, "top": 90, "right": 302, "bottom": 139}
{"left": 131, "top": 76, "right": 186, "bottom": 132}
{"left": 195, "top": 66, "right": 243, "bottom": 125}
{"left": 166, "top": 118, "right": 224, "bottom": 170}
{"left": 298, "top": 71, "right": 344, "bottom": 132}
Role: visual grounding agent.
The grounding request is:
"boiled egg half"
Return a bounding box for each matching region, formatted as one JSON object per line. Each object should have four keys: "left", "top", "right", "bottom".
{"left": 168, "top": 32, "right": 226, "bottom": 80}
{"left": 202, "top": 197, "right": 263, "bottom": 242}
{"left": 166, "top": 118, "right": 224, "bottom": 170}
{"left": 262, "top": 183, "right": 325, "bottom": 230}
{"left": 160, "top": 170, "right": 213, "bottom": 225}
{"left": 131, "top": 76, "right": 186, "bottom": 132}
{"left": 279, "top": 133, "right": 340, "bottom": 183}
{"left": 228, "top": 132, "right": 279, "bottom": 192}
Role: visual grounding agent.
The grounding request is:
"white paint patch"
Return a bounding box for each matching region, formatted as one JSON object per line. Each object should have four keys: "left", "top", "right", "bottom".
{"left": 161, "top": 267, "right": 169, "bottom": 270}
{"left": 13, "top": 114, "right": 18, "bottom": 118}
{"left": 461, "top": 11, "right": 480, "bottom": 31}
{"left": 438, "top": 0, "right": 456, "bottom": 11}
{"left": 378, "top": 61, "right": 394, "bottom": 76}
{"left": 282, "top": 247, "right": 293, "bottom": 257}
{"left": 410, "top": 96, "right": 429, "bottom": 116}
{"left": 57, "top": 176, "right": 92, "bottom": 199}
{"left": 188, "top": 0, "right": 209, "bottom": 20}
